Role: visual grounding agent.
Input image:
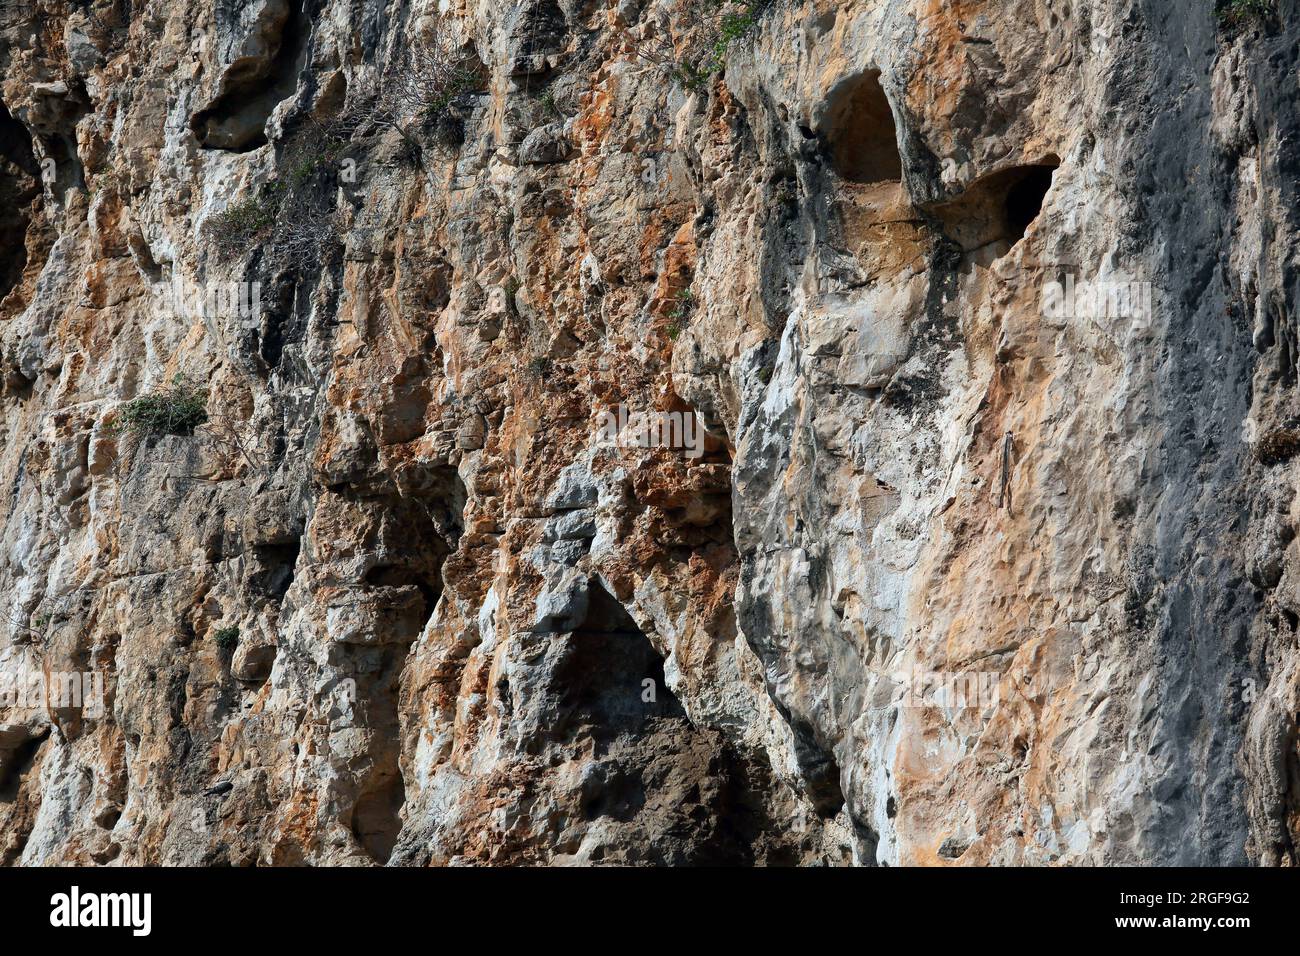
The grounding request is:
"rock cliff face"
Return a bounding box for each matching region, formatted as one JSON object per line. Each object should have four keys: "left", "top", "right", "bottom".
{"left": 0, "top": 0, "right": 1297, "bottom": 866}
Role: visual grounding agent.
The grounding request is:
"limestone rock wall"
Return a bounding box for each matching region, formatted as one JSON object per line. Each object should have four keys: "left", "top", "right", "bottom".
{"left": 0, "top": 0, "right": 1297, "bottom": 865}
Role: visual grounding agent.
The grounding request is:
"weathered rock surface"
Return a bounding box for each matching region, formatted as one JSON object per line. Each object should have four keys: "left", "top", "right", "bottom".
{"left": 0, "top": 0, "right": 1297, "bottom": 866}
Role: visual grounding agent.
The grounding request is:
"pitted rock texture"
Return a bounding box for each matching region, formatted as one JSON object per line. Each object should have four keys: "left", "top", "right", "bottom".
{"left": 0, "top": 0, "right": 1297, "bottom": 866}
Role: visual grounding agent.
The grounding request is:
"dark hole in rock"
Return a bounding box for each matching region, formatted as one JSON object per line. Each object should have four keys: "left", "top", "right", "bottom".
{"left": 191, "top": 0, "right": 310, "bottom": 151}
{"left": 336, "top": 640, "right": 414, "bottom": 864}
{"left": 510, "top": 0, "right": 567, "bottom": 78}
{"left": 311, "top": 69, "right": 348, "bottom": 119}
{"left": 0, "top": 102, "right": 39, "bottom": 308}
{"left": 258, "top": 274, "right": 305, "bottom": 370}
{"left": 95, "top": 805, "right": 122, "bottom": 829}
{"left": 820, "top": 70, "right": 902, "bottom": 184}
{"left": 362, "top": 483, "right": 464, "bottom": 638}
{"left": 0, "top": 731, "right": 46, "bottom": 801}
{"left": 39, "top": 77, "right": 91, "bottom": 192}
{"left": 252, "top": 539, "right": 300, "bottom": 600}
{"left": 364, "top": 562, "right": 439, "bottom": 627}
{"left": 1012, "top": 734, "right": 1030, "bottom": 763}
{"left": 350, "top": 771, "right": 405, "bottom": 864}
{"left": 788, "top": 714, "right": 846, "bottom": 818}
{"left": 1005, "top": 164, "right": 1057, "bottom": 239}
{"left": 554, "top": 581, "right": 684, "bottom": 738}
{"left": 257, "top": 273, "right": 321, "bottom": 369}
{"left": 343, "top": 480, "right": 465, "bottom": 861}
{"left": 931, "top": 157, "right": 1060, "bottom": 254}
{"left": 0, "top": 103, "right": 40, "bottom": 178}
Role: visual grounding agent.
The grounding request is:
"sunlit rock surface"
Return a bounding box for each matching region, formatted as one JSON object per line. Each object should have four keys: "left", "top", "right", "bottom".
{"left": 0, "top": 0, "right": 1297, "bottom": 866}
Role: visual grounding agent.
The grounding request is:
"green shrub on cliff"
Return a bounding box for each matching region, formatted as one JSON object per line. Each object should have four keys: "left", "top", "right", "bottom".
{"left": 673, "top": 0, "right": 774, "bottom": 89}
{"left": 205, "top": 119, "right": 351, "bottom": 267}
{"left": 213, "top": 625, "right": 239, "bottom": 650}
{"left": 667, "top": 287, "right": 693, "bottom": 340}
{"left": 354, "top": 33, "right": 483, "bottom": 161}
{"left": 206, "top": 196, "right": 278, "bottom": 261}
{"left": 116, "top": 374, "right": 209, "bottom": 437}
{"left": 206, "top": 37, "right": 482, "bottom": 267}
{"left": 1216, "top": 0, "right": 1276, "bottom": 27}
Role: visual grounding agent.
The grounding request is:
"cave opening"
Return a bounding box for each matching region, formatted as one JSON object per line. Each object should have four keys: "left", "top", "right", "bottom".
{"left": 191, "top": 0, "right": 310, "bottom": 151}
{"left": 388, "top": 481, "right": 463, "bottom": 635}
{"left": 341, "top": 474, "right": 466, "bottom": 864}
{"left": 335, "top": 639, "right": 414, "bottom": 865}
{"left": 0, "top": 102, "right": 39, "bottom": 310}
{"left": 819, "top": 70, "right": 902, "bottom": 185}
{"left": 0, "top": 731, "right": 45, "bottom": 802}
{"left": 931, "top": 157, "right": 1061, "bottom": 253}
{"left": 252, "top": 539, "right": 301, "bottom": 601}
{"left": 363, "top": 561, "right": 439, "bottom": 630}
{"left": 511, "top": 0, "right": 568, "bottom": 80}
{"left": 350, "top": 767, "right": 406, "bottom": 864}
{"left": 554, "top": 580, "right": 685, "bottom": 739}
{"left": 1004, "top": 163, "right": 1057, "bottom": 241}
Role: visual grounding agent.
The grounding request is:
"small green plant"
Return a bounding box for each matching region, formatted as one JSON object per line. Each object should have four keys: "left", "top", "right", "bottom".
{"left": 664, "top": 288, "right": 694, "bottom": 341}
{"left": 716, "top": 10, "right": 758, "bottom": 50}
{"left": 367, "top": 34, "right": 483, "bottom": 155}
{"left": 673, "top": 0, "right": 773, "bottom": 87}
{"left": 285, "top": 151, "right": 322, "bottom": 188}
{"left": 205, "top": 119, "right": 350, "bottom": 267}
{"left": 538, "top": 88, "right": 562, "bottom": 119}
{"left": 213, "top": 626, "right": 239, "bottom": 651}
{"left": 673, "top": 61, "right": 713, "bottom": 91}
{"left": 206, "top": 195, "right": 277, "bottom": 261}
{"left": 116, "top": 374, "right": 209, "bottom": 437}
{"left": 528, "top": 355, "right": 553, "bottom": 378}
{"left": 1216, "top": 0, "right": 1275, "bottom": 26}
{"left": 420, "top": 66, "right": 481, "bottom": 119}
